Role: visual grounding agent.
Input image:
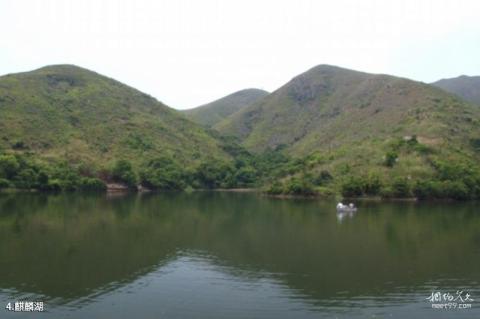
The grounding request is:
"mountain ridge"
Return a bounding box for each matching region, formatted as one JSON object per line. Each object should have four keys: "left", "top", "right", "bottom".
{"left": 1, "top": 63, "right": 480, "bottom": 198}
{"left": 216, "top": 64, "right": 479, "bottom": 155}
{"left": 432, "top": 75, "right": 480, "bottom": 105}
{"left": 214, "top": 64, "right": 480, "bottom": 198}
{"left": 0, "top": 64, "right": 231, "bottom": 168}
{"left": 183, "top": 88, "right": 269, "bottom": 127}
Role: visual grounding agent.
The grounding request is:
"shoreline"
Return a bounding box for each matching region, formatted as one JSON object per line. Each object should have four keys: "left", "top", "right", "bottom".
{"left": 1, "top": 187, "right": 477, "bottom": 202}
{"left": 194, "top": 188, "right": 258, "bottom": 193}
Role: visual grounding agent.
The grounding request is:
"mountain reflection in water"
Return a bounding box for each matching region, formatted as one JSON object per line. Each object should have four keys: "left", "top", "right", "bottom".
{"left": 0, "top": 192, "right": 479, "bottom": 318}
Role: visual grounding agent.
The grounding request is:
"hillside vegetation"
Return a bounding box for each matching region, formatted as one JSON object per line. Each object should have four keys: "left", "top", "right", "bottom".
{"left": 183, "top": 88, "right": 268, "bottom": 127}
{"left": 216, "top": 65, "right": 480, "bottom": 198}
{"left": 0, "top": 65, "right": 230, "bottom": 166}
{"left": 432, "top": 75, "right": 480, "bottom": 105}
{"left": 0, "top": 65, "right": 248, "bottom": 191}
{"left": 1, "top": 64, "right": 480, "bottom": 199}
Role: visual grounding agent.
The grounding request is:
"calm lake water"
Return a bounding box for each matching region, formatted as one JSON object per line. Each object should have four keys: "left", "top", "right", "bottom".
{"left": 0, "top": 192, "right": 479, "bottom": 318}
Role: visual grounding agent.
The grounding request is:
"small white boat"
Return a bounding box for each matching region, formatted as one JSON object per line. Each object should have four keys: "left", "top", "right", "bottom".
{"left": 336, "top": 202, "right": 357, "bottom": 212}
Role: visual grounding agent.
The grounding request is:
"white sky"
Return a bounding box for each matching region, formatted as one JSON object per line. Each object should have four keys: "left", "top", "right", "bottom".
{"left": 1, "top": 0, "right": 479, "bottom": 109}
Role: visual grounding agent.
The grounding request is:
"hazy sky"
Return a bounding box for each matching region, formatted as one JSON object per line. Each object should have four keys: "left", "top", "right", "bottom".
{"left": 1, "top": 0, "right": 479, "bottom": 109}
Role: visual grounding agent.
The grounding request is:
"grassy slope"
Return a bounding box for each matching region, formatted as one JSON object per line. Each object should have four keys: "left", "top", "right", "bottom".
{"left": 0, "top": 65, "right": 231, "bottom": 169}
{"left": 432, "top": 75, "right": 480, "bottom": 105}
{"left": 183, "top": 88, "right": 268, "bottom": 127}
{"left": 216, "top": 65, "right": 480, "bottom": 186}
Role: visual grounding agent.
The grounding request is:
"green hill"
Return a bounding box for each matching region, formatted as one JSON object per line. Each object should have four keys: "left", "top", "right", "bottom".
{"left": 216, "top": 65, "right": 479, "bottom": 155}
{"left": 0, "top": 65, "right": 240, "bottom": 190}
{"left": 0, "top": 65, "right": 230, "bottom": 166}
{"left": 216, "top": 65, "right": 480, "bottom": 198}
{"left": 432, "top": 75, "right": 480, "bottom": 105}
{"left": 1, "top": 64, "right": 480, "bottom": 198}
{"left": 183, "top": 88, "right": 268, "bottom": 127}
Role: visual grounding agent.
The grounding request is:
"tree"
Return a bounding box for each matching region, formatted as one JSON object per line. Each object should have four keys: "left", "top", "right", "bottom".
{"left": 13, "top": 168, "right": 38, "bottom": 189}
{"left": 0, "top": 178, "right": 10, "bottom": 189}
{"left": 341, "top": 176, "right": 364, "bottom": 197}
{"left": 195, "top": 161, "right": 233, "bottom": 189}
{"left": 285, "top": 177, "right": 316, "bottom": 195}
{"left": 37, "top": 171, "right": 50, "bottom": 190}
{"left": 265, "top": 181, "right": 284, "bottom": 194}
{"left": 414, "top": 180, "right": 440, "bottom": 199}
{"left": 442, "top": 181, "right": 470, "bottom": 200}
{"left": 0, "top": 155, "right": 20, "bottom": 179}
{"left": 313, "top": 170, "right": 333, "bottom": 186}
{"left": 112, "top": 160, "right": 136, "bottom": 188}
{"left": 364, "top": 173, "right": 382, "bottom": 195}
{"left": 233, "top": 167, "right": 257, "bottom": 187}
{"left": 391, "top": 177, "right": 410, "bottom": 197}
{"left": 139, "top": 157, "right": 185, "bottom": 190}
{"left": 79, "top": 177, "right": 107, "bottom": 191}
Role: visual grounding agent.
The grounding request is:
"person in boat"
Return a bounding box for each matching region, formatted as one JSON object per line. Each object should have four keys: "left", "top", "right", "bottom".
{"left": 336, "top": 202, "right": 357, "bottom": 211}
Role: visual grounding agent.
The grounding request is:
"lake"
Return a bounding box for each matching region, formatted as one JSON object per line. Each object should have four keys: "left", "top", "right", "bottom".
{"left": 0, "top": 192, "right": 479, "bottom": 318}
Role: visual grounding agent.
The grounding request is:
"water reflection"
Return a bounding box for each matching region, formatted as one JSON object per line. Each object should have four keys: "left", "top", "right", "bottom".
{"left": 336, "top": 211, "right": 356, "bottom": 223}
{"left": 0, "top": 193, "right": 479, "bottom": 318}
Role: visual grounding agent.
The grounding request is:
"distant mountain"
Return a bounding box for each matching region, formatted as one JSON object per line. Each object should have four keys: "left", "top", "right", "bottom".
{"left": 0, "top": 65, "right": 231, "bottom": 168}
{"left": 183, "top": 88, "right": 268, "bottom": 127}
{"left": 215, "top": 65, "right": 480, "bottom": 190}
{"left": 216, "top": 65, "right": 479, "bottom": 154}
{"left": 432, "top": 75, "right": 480, "bottom": 105}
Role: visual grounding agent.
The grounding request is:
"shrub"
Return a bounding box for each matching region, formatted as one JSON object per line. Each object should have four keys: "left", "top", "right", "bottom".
{"left": 384, "top": 151, "right": 398, "bottom": 167}
{"left": 265, "top": 181, "right": 284, "bottom": 195}
{"left": 37, "top": 171, "right": 50, "bottom": 190}
{"left": 79, "top": 177, "right": 107, "bottom": 192}
{"left": 442, "top": 180, "right": 470, "bottom": 200}
{"left": 428, "top": 159, "right": 480, "bottom": 199}
{"left": 470, "top": 138, "right": 480, "bottom": 151}
{"left": 195, "top": 161, "right": 234, "bottom": 189}
{"left": 364, "top": 173, "right": 382, "bottom": 195}
{"left": 468, "top": 176, "right": 480, "bottom": 198}
{"left": 112, "top": 160, "right": 137, "bottom": 188}
{"left": 317, "top": 186, "right": 335, "bottom": 196}
{"left": 11, "top": 140, "right": 26, "bottom": 150}
{"left": 139, "top": 157, "right": 185, "bottom": 190}
{"left": 413, "top": 180, "right": 441, "bottom": 199}
{"left": 408, "top": 135, "right": 418, "bottom": 146}
{"left": 46, "top": 179, "right": 62, "bottom": 192}
{"left": 433, "top": 160, "right": 470, "bottom": 181}
{"left": 313, "top": 170, "right": 333, "bottom": 186}
{"left": 13, "top": 168, "right": 38, "bottom": 189}
{"left": 390, "top": 177, "right": 411, "bottom": 197}
{"left": 0, "top": 178, "right": 10, "bottom": 189}
{"left": 285, "top": 177, "right": 316, "bottom": 195}
{"left": 51, "top": 167, "right": 82, "bottom": 191}
{"left": 413, "top": 143, "right": 432, "bottom": 155}
{"left": 341, "top": 176, "right": 364, "bottom": 197}
{"left": 0, "top": 155, "right": 20, "bottom": 179}
{"left": 233, "top": 167, "right": 257, "bottom": 187}
{"left": 380, "top": 186, "right": 394, "bottom": 198}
